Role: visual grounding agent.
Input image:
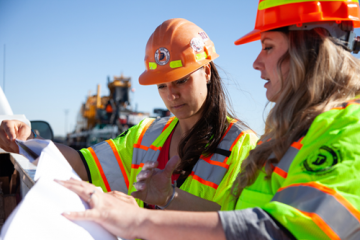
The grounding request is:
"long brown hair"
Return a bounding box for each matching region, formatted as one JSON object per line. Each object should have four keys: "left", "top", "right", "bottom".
{"left": 233, "top": 28, "right": 360, "bottom": 196}
{"left": 176, "top": 61, "right": 246, "bottom": 177}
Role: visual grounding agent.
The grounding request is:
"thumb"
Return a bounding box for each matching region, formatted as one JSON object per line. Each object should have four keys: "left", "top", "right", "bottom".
{"left": 163, "top": 155, "right": 181, "bottom": 178}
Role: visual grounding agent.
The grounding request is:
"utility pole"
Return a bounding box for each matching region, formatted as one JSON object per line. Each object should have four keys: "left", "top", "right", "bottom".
{"left": 64, "top": 109, "right": 69, "bottom": 136}
{"left": 3, "top": 45, "right": 5, "bottom": 93}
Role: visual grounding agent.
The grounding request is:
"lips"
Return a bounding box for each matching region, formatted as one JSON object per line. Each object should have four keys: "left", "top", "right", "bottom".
{"left": 171, "top": 104, "right": 185, "bottom": 109}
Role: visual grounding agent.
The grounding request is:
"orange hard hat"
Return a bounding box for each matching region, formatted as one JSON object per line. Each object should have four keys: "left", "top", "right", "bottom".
{"left": 139, "top": 18, "right": 219, "bottom": 85}
{"left": 235, "top": 0, "right": 360, "bottom": 45}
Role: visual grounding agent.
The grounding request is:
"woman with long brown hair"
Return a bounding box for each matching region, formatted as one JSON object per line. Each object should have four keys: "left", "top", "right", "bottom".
{"left": 59, "top": 1, "right": 360, "bottom": 239}
{"left": 0, "top": 18, "right": 257, "bottom": 211}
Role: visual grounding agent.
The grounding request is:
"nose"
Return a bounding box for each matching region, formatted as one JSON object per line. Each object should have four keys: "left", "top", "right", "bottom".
{"left": 253, "top": 53, "right": 263, "bottom": 71}
{"left": 167, "top": 85, "right": 179, "bottom": 101}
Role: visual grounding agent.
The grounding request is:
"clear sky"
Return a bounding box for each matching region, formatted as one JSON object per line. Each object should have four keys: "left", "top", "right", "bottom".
{"left": 1, "top": 0, "right": 360, "bottom": 137}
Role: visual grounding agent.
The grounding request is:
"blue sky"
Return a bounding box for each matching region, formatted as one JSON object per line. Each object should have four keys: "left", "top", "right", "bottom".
{"left": 1, "top": 0, "right": 359, "bottom": 136}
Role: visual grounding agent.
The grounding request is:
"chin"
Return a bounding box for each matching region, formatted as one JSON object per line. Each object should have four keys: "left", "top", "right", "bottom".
{"left": 266, "top": 91, "right": 276, "bottom": 102}
{"left": 174, "top": 113, "right": 191, "bottom": 120}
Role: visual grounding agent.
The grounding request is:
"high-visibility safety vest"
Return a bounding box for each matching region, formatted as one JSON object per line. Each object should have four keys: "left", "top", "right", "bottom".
{"left": 235, "top": 98, "right": 360, "bottom": 239}
{"left": 80, "top": 116, "right": 258, "bottom": 210}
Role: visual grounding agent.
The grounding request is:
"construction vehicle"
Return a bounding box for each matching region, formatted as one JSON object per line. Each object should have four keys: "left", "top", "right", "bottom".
{"left": 67, "top": 74, "right": 152, "bottom": 149}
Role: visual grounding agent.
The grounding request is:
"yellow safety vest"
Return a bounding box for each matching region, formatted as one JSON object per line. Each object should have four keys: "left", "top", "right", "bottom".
{"left": 236, "top": 98, "right": 360, "bottom": 239}
{"left": 80, "top": 116, "right": 258, "bottom": 210}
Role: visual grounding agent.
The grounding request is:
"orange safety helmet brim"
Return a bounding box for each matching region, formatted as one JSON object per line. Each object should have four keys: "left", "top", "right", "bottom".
{"left": 235, "top": 1, "right": 360, "bottom": 45}
{"left": 139, "top": 18, "right": 219, "bottom": 85}
{"left": 139, "top": 58, "right": 217, "bottom": 86}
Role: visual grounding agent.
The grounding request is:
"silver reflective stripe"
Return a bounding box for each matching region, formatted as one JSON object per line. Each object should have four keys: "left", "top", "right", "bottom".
{"left": 192, "top": 160, "right": 228, "bottom": 186}
{"left": 132, "top": 148, "right": 147, "bottom": 166}
{"left": 91, "top": 141, "right": 128, "bottom": 193}
{"left": 272, "top": 185, "right": 360, "bottom": 239}
{"left": 191, "top": 122, "right": 243, "bottom": 187}
{"left": 271, "top": 147, "right": 300, "bottom": 173}
{"left": 145, "top": 148, "right": 161, "bottom": 162}
{"left": 208, "top": 152, "right": 227, "bottom": 163}
{"left": 216, "top": 122, "right": 242, "bottom": 153}
{"left": 141, "top": 117, "right": 171, "bottom": 147}
{"left": 268, "top": 141, "right": 302, "bottom": 175}
{"left": 132, "top": 117, "right": 171, "bottom": 166}
{"left": 132, "top": 148, "right": 161, "bottom": 164}
{"left": 276, "top": 147, "right": 299, "bottom": 172}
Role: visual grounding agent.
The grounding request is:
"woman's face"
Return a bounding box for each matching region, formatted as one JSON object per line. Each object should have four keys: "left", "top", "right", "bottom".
{"left": 253, "top": 31, "right": 290, "bottom": 102}
{"left": 157, "top": 65, "right": 210, "bottom": 121}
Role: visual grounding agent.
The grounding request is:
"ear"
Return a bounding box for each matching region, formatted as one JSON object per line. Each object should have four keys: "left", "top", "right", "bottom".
{"left": 204, "top": 63, "right": 211, "bottom": 83}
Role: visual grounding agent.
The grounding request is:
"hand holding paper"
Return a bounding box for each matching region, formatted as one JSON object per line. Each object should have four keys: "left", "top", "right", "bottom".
{"left": 1, "top": 139, "right": 120, "bottom": 240}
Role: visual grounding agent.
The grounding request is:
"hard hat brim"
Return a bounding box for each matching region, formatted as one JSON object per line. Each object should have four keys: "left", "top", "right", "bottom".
{"left": 235, "top": 1, "right": 360, "bottom": 46}
{"left": 139, "top": 55, "right": 219, "bottom": 85}
{"left": 234, "top": 29, "right": 262, "bottom": 46}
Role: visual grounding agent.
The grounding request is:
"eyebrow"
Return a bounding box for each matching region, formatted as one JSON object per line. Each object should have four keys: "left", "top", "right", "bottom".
{"left": 261, "top": 37, "right": 272, "bottom": 44}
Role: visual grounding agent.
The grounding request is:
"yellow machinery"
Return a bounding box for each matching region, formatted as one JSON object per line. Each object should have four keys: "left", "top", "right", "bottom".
{"left": 68, "top": 74, "right": 149, "bottom": 149}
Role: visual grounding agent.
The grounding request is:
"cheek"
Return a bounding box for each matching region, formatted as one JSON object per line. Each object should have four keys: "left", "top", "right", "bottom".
{"left": 196, "top": 84, "right": 208, "bottom": 105}
{"left": 158, "top": 90, "right": 169, "bottom": 105}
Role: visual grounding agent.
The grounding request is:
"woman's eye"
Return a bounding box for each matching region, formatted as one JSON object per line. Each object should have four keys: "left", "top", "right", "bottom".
{"left": 263, "top": 46, "right": 272, "bottom": 51}
{"left": 176, "top": 77, "right": 189, "bottom": 85}
{"left": 157, "top": 85, "right": 165, "bottom": 89}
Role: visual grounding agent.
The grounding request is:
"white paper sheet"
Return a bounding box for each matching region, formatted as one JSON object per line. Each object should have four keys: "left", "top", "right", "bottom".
{"left": 1, "top": 139, "right": 119, "bottom": 240}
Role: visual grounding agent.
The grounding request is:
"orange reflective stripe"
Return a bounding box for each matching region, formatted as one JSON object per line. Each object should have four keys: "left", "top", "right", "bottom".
{"left": 229, "top": 131, "right": 246, "bottom": 151}
{"left": 273, "top": 167, "right": 287, "bottom": 178}
{"left": 257, "top": 140, "right": 263, "bottom": 145}
{"left": 200, "top": 155, "right": 230, "bottom": 169}
{"left": 133, "top": 143, "right": 148, "bottom": 151}
{"left": 161, "top": 116, "right": 176, "bottom": 133}
{"left": 135, "top": 119, "right": 155, "bottom": 145}
{"left": 88, "top": 147, "right": 111, "bottom": 192}
{"left": 149, "top": 145, "right": 162, "bottom": 151}
{"left": 299, "top": 210, "right": 340, "bottom": 240}
{"left": 190, "top": 171, "right": 218, "bottom": 189}
{"left": 270, "top": 163, "right": 288, "bottom": 178}
{"left": 133, "top": 144, "right": 162, "bottom": 151}
{"left": 290, "top": 137, "right": 303, "bottom": 150}
{"left": 105, "top": 140, "right": 129, "bottom": 189}
{"left": 279, "top": 182, "right": 360, "bottom": 223}
{"left": 131, "top": 163, "right": 145, "bottom": 169}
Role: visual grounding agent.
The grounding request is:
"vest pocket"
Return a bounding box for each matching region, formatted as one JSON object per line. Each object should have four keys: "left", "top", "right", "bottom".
{"left": 236, "top": 188, "right": 273, "bottom": 210}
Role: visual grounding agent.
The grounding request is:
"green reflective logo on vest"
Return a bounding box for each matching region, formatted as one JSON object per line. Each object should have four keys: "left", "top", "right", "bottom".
{"left": 258, "top": 0, "right": 359, "bottom": 11}
{"left": 302, "top": 145, "right": 341, "bottom": 174}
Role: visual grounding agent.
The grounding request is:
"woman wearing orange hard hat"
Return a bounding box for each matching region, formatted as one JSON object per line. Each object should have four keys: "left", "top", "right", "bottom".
{"left": 60, "top": 1, "right": 360, "bottom": 239}
{"left": 0, "top": 18, "right": 257, "bottom": 212}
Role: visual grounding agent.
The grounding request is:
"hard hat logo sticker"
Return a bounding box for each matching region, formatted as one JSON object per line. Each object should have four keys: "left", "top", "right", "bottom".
{"left": 190, "top": 38, "right": 204, "bottom": 53}
{"left": 198, "top": 32, "right": 209, "bottom": 41}
{"left": 155, "top": 47, "right": 170, "bottom": 65}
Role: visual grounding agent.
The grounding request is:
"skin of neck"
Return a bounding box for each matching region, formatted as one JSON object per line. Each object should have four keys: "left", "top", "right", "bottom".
{"left": 175, "top": 107, "right": 203, "bottom": 137}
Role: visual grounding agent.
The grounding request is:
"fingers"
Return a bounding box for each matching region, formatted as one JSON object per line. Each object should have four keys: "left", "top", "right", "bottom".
{"left": 136, "top": 169, "right": 153, "bottom": 182}
{"left": 2, "top": 120, "right": 17, "bottom": 141}
{"left": 133, "top": 181, "right": 146, "bottom": 191}
{"left": 55, "top": 179, "right": 97, "bottom": 203}
{"left": 2, "top": 120, "right": 30, "bottom": 141}
{"left": 134, "top": 161, "right": 159, "bottom": 186}
{"left": 141, "top": 161, "right": 158, "bottom": 171}
{"left": 62, "top": 209, "right": 101, "bottom": 222}
{"left": 108, "top": 191, "right": 137, "bottom": 205}
{"left": 0, "top": 120, "right": 31, "bottom": 153}
{"left": 135, "top": 161, "right": 159, "bottom": 182}
{"left": 131, "top": 189, "right": 144, "bottom": 200}
{"left": 163, "top": 155, "right": 181, "bottom": 178}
